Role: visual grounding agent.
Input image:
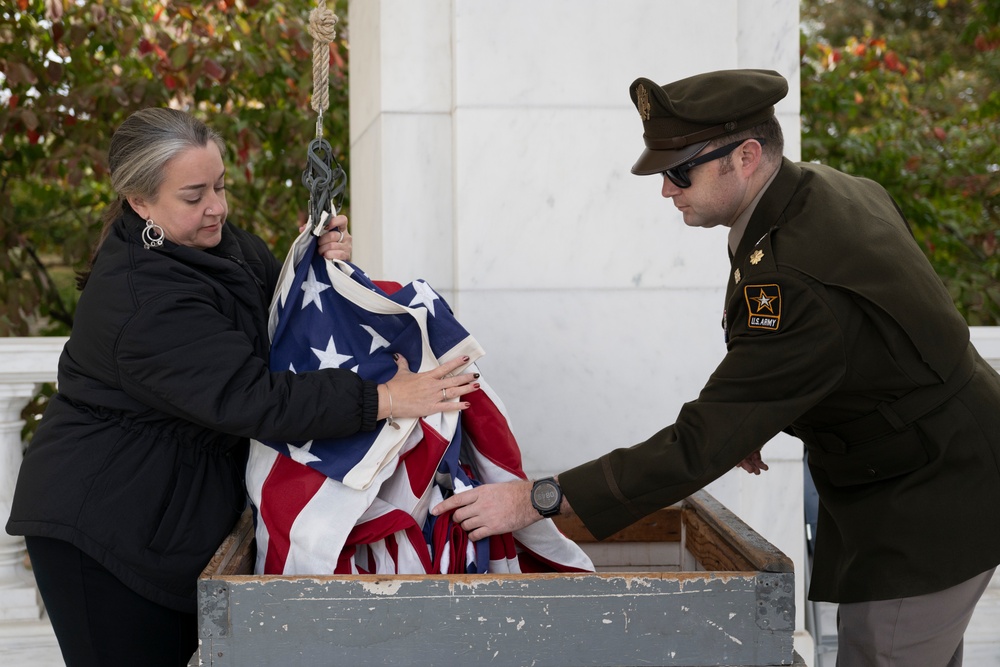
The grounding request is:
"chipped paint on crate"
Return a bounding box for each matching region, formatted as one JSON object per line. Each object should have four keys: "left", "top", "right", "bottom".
{"left": 359, "top": 579, "right": 406, "bottom": 596}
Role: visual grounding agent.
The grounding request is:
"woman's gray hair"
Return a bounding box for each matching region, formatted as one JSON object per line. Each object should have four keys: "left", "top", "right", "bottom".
{"left": 106, "top": 108, "right": 227, "bottom": 212}
{"left": 79, "top": 108, "right": 227, "bottom": 289}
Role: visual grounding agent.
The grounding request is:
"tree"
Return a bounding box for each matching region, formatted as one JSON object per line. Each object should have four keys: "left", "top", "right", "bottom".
{"left": 2, "top": 0, "right": 349, "bottom": 437}
{"left": 801, "top": 0, "right": 1000, "bottom": 324}
{"left": 1, "top": 0, "right": 350, "bottom": 337}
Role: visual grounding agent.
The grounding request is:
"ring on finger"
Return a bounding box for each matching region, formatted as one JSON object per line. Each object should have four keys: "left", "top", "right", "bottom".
{"left": 337, "top": 229, "right": 345, "bottom": 243}
{"left": 442, "top": 388, "right": 447, "bottom": 400}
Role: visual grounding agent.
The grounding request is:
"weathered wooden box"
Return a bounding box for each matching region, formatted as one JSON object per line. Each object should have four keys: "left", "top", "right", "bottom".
{"left": 194, "top": 490, "right": 801, "bottom": 666}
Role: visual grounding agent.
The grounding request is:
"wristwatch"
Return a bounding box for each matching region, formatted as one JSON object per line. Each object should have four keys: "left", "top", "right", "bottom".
{"left": 531, "top": 477, "right": 563, "bottom": 517}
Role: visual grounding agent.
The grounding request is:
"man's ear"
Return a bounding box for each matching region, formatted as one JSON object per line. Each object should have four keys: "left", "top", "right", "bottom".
{"left": 743, "top": 140, "right": 763, "bottom": 164}
{"left": 740, "top": 140, "right": 764, "bottom": 174}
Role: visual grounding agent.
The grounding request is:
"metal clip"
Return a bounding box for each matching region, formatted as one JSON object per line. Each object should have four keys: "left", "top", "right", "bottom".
{"left": 301, "top": 136, "right": 347, "bottom": 237}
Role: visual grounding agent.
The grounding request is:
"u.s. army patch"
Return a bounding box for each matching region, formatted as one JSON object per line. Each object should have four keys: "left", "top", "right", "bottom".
{"left": 744, "top": 284, "right": 781, "bottom": 331}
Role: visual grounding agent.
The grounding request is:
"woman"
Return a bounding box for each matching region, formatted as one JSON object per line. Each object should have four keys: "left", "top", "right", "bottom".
{"left": 5, "top": 108, "right": 478, "bottom": 666}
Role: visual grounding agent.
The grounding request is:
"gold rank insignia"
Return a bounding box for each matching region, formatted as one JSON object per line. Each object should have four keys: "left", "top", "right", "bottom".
{"left": 636, "top": 84, "right": 651, "bottom": 120}
{"left": 743, "top": 284, "right": 781, "bottom": 332}
{"left": 750, "top": 249, "right": 764, "bottom": 265}
{"left": 734, "top": 268, "right": 741, "bottom": 284}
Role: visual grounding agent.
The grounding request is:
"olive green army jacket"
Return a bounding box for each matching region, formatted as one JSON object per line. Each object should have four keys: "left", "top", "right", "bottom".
{"left": 560, "top": 158, "right": 1000, "bottom": 603}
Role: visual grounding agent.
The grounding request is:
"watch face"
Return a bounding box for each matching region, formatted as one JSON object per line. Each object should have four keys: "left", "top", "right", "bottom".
{"left": 532, "top": 480, "right": 560, "bottom": 511}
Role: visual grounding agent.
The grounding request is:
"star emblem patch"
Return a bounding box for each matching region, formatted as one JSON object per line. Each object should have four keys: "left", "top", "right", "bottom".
{"left": 750, "top": 249, "right": 764, "bottom": 265}
{"left": 743, "top": 284, "right": 781, "bottom": 331}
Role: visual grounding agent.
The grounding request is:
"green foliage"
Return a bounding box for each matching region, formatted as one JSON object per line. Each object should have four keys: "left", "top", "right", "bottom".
{"left": 801, "top": 0, "right": 1000, "bottom": 325}
{"left": 1, "top": 0, "right": 350, "bottom": 336}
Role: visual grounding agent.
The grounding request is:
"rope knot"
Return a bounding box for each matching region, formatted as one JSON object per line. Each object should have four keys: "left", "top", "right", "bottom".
{"left": 308, "top": 4, "right": 338, "bottom": 115}
{"left": 309, "top": 6, "right": 338, "bottom": 43}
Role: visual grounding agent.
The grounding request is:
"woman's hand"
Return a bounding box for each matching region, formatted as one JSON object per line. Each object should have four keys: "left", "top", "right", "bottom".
{"left": 377, "top": 354, "right": 480, "bottom": 421}
{"left": 301, "top": 214, "right": 352, "bottom": 261}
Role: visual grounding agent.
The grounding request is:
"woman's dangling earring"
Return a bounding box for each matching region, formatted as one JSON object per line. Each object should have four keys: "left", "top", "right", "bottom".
{"left": 142, "top": 218, "right": 165, "bottom": 249}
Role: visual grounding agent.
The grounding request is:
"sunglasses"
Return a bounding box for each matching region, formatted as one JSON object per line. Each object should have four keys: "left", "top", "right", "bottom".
{"left": 662, "top": 138, "right": 767, "bottom": 189}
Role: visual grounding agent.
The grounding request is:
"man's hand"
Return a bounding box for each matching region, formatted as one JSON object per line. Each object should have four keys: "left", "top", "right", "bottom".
{"left": 430, "top": 480, "right": 540, "bottom": 542}
{"left": 736, "top": 450, "right": 769, "bottom": 475}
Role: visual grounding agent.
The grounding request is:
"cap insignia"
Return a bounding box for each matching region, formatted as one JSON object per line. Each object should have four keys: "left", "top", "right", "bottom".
{"left": 750, "top": 249, "right": 764, "bottom": 265}
{"left": 636, "top": 84, "right": 651, "bottom": 121}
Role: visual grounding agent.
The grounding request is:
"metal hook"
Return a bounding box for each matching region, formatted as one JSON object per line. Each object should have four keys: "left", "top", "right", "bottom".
{"left": 302, "top": 136, "right": 346, "bottom": 236}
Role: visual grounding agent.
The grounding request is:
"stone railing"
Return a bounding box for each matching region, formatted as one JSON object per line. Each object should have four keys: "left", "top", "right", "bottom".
{"left": 0, "top": 336, "right": 66, "bottom": 630}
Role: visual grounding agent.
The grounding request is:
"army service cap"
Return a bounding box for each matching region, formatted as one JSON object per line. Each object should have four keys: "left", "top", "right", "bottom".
{"left": 629, "top": 69, "right": 788, "bottom": 175}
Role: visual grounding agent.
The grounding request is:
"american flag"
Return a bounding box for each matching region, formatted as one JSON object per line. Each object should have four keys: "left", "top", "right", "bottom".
{"left": 246, "top": 230, "right": 594, "bottom": 576}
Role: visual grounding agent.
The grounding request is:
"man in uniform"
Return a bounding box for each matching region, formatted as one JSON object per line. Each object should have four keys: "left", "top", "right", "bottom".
{"left": 432, "top": 69, "right": 1000, "bottom": 665}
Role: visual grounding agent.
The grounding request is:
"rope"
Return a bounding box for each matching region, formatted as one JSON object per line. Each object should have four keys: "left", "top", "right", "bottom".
{"left": 303, "top": 1, "right": 346, "bottom": 234}
{"left": 308, "top": 3, "right": 338, "bottom": 125}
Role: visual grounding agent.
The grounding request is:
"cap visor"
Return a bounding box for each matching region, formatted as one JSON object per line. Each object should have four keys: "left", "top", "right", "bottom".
{"left": 630, "top": 140, "right": 709, "bottom": 176}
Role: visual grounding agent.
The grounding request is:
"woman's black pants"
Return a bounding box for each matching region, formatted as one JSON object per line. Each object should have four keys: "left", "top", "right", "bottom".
{"left": 25, "top": 536, "right": 197, "bottom": 667}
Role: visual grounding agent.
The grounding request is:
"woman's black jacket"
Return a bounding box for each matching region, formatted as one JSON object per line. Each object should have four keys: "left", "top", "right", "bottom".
{"left": 7, "top": 209, "right": 378, "bottom": 612}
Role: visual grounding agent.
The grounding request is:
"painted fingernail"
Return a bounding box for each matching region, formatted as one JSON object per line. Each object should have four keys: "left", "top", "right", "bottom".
{"left": 473, "top": 373, "right": 480, "bottom": 379}
{"left": 393, "top": 353, "right": 399, "bottom": 361}
{"left": 473, "top": 383, "right": 481, "bottom": 389}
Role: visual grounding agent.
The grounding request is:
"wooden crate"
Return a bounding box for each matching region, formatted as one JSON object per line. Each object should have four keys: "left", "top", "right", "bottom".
{"left": 195, "top": 490, "right": 802, "bottom": 666}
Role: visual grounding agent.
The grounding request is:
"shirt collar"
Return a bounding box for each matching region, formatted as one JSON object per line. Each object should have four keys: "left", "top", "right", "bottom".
{"left": 728, "top": 165, "right": 780, "bottom": 256}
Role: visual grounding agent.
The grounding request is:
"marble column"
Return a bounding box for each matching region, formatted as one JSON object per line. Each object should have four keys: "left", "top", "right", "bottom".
{"left": 348, "top": 0, "right": 807, "bottom": 644}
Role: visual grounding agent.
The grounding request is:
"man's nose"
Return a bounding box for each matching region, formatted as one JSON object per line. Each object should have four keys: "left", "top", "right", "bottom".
{"left": 661, "top": 175, "right": 682, "bottom": 198}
